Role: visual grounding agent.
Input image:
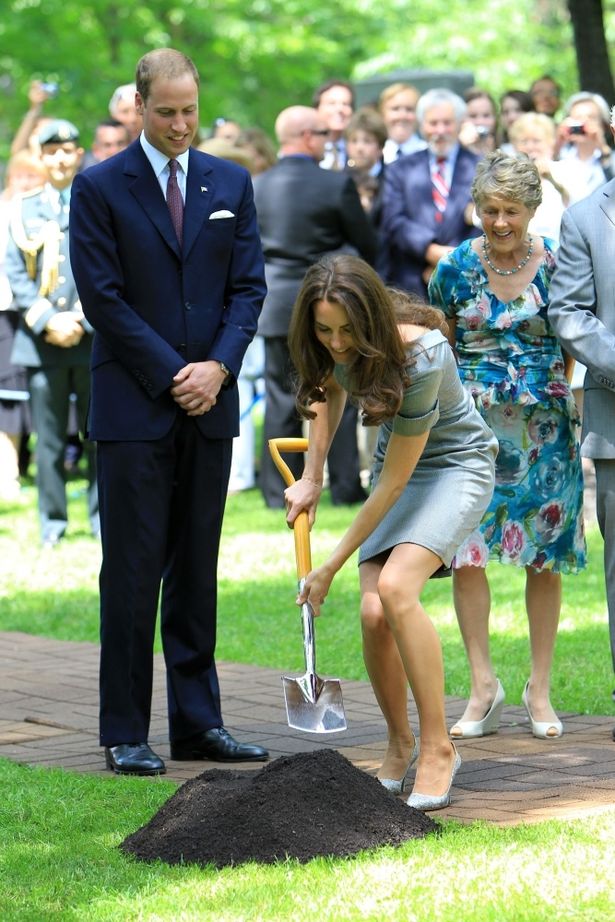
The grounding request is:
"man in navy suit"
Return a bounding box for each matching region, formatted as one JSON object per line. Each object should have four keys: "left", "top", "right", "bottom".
{"left": 381, "top": 88, "right": 480, "bottom": 297}
{"left": 69, "top": 48, "right": 268, "bottom": 775}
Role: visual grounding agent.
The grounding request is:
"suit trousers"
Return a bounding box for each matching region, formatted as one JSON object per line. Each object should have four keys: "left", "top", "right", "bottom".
{"left": 28, "top": 364, "right": 98, "bottom": 540}
{"left": 260, "top": 335, "right": 366, "bottom": 508}
{"left": 594, "top": 459, "right": 615, "bottom": 674}
{"left": 96, "top": 412, "right": 232, "bottom": 746}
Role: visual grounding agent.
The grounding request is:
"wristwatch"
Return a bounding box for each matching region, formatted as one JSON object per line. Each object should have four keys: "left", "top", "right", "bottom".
{"left": 219, "top": 361, "right": 231, "bottom": 379}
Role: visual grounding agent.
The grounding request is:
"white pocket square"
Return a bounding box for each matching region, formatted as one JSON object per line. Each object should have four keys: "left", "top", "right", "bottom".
{"left": 209, "top": 210, "right": 235, "bottom": 220}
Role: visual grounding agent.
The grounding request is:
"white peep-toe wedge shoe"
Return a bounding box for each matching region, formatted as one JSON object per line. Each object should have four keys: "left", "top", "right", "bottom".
{"left": 522, "top": 681, "right": 563, "bottom": 739}
{"left": 449, "top": 679, "right": 505, "bottom": 739}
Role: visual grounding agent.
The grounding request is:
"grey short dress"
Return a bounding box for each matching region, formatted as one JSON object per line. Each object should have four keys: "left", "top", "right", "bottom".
{"left": 335, "top": 329, "right": 498, "bottom": 567}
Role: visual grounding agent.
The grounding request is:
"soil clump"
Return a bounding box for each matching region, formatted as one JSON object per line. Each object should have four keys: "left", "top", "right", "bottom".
{"left": 121, "top": 748, "right": 437, "bottom": 868}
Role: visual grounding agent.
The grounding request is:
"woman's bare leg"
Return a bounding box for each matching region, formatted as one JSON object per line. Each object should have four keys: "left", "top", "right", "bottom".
{"left": 451, "top": 565, "right": 499, "bottom": 725}
{"left": 360, "top": 558, "right": 414, "bottom": 781}
{"left": 377, "top": 544, "right": 456, "bottom": 798}
{"left": 525, "top": 567, "right": 561, "bottom": 725}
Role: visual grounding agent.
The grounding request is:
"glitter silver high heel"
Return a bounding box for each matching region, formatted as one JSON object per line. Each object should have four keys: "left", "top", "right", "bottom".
{"left": 378, "top": 739, "right": 420, "bottom": 795}
{"left": 406, "top": 744, "right": 462, "bottom": 812}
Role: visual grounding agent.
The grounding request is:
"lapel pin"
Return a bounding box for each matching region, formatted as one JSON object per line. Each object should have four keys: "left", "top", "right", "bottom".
{"left": 201, "top": 186, "right": 208, "bottom": 192}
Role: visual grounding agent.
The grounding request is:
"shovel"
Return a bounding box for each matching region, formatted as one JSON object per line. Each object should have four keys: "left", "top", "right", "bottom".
{"left": 269, "top": 437, "right": 347, "bottom": 734}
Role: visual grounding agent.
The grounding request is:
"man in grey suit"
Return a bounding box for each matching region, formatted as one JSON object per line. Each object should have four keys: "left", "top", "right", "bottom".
{"left": 254, "top": 105, "right": 377, "bottom": 507}
{"left": 549, "top": 128, "right": 615, "bottom": 741}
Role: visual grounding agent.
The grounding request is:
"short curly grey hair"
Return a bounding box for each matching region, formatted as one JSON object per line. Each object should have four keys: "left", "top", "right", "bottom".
{"left": 472, "top": 149, "right": 542, "bottom": 211}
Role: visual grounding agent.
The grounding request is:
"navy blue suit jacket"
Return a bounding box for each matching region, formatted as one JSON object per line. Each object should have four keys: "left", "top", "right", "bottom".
{"left": 381, "top": 146, "right": 480, "bottom": 296}
{"left": 69, "top": 140, "right": 266, "bottom": 441}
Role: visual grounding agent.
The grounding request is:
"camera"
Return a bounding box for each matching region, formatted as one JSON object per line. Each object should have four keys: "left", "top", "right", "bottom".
{"left": 40, "top": 82, "right": 59, "bottom": 97}
{"left": 568, "top": 121, "right": 586, "bottom": 136}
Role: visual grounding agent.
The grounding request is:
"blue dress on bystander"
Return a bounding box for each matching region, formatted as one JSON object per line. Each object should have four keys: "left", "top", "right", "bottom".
{"left": 429, "top": 237, "right": 586, "bottom": 574}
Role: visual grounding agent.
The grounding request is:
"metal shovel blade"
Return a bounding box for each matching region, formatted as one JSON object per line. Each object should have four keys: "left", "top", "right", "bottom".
{"left": 282, "top": 673, "right": 347, "bottom": 733}
{"left": 282, "top": 600, "right": 347, "bottom": 734}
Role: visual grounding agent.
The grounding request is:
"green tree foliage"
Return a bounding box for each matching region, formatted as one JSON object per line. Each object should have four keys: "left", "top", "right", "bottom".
{"left": 0, "top": 0, "right": 381, "bottom": 156}
{"left": 0, "top": 0, "right": 612, "bottom": 161}
{"left": 355, "top": 0, "right": 592, "bottom": 101}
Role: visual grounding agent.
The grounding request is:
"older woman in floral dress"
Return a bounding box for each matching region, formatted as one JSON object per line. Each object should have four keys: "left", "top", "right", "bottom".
{"left": 429, "top": 151, "right": 586, "bottom": 740}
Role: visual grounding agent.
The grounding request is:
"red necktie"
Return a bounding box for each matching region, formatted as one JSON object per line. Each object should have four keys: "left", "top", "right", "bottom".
{"left": 432, "top": 157, "right": 449, "bottom": 222}
{"left": 166, "top": 159, "right": 184, "bottom": 245}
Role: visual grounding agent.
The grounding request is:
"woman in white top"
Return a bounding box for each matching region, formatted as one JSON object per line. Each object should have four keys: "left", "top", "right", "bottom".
{"left": 509, "top": 113, "right": 569, "bottom": 241}
{"left": 379, "top": 82, "right": 426, "bottom": 163}
{"left": 555, "top": 91, "right": 615, "bottom": 205}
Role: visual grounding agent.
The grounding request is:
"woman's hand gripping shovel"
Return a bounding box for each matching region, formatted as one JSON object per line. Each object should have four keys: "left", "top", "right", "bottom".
{"left": 269, "top": 438, "right": 347, "bottom": 733}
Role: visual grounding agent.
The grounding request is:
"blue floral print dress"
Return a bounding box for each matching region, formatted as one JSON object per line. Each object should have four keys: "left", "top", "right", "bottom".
{"left": 429, "top": 238, "right": 586, "bottom": 574}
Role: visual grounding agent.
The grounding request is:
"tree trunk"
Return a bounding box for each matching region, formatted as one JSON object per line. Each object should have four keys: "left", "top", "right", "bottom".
{"left": 567, "top": 0, "right": 615, "bottom": 101}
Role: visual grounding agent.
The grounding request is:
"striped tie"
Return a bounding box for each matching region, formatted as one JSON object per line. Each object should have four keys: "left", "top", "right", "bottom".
{"left": 432, "top": 156, "right": 449, "bottom": 222}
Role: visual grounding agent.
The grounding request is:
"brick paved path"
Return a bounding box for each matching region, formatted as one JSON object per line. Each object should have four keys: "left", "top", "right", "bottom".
{"left": 1, "top": 631, "right": 614, "bottom": 825}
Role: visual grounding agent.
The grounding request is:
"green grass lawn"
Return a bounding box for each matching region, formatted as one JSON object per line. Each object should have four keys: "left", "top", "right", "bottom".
{"left": 1, "top": 474, "right": 614, "bottom": 921}
{"left": 1, "top": 475, "right": 613, "bottom": 716}
{"left": 1, "top": 756, "right": 614, "bottom": 922}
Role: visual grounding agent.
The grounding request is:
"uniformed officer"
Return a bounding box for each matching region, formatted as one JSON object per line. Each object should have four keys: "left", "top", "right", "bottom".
{"left": 6, "top": 119, "right": 98, "bottom": 546}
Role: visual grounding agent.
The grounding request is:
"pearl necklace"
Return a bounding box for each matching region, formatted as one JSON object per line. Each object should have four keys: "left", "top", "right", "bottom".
{"left": 481, "top": 234, "right": 534, "bottom": 276}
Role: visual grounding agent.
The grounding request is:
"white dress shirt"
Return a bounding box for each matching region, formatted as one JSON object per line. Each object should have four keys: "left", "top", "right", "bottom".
{"left": 140, "top": 132, "right": 189, "bottom": 202}
{"left": 383, "top": 134, "right": 427, "bottom": 164}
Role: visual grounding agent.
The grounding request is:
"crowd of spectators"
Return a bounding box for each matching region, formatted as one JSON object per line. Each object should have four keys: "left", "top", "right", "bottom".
{"left": 2, "top": 59, "right": 615, "bottom": 784}
{"left": 1, "top": 71, "right": 612, "bottom": 505}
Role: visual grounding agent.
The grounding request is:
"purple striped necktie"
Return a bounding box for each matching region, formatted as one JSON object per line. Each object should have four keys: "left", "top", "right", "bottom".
{"left": 432, "top": 156, "right": 449, "bottom": 222}
{"left": 166, "top": 158, "right": 184, "bottom": 245}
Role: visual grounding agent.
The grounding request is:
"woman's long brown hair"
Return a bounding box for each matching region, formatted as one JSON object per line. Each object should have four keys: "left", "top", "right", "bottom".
{"left": 288, "top": 256, "right": 446, "bottom": 425}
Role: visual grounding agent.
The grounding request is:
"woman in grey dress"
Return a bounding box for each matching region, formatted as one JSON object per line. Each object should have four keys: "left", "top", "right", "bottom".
{"left": 285, "top": 255, "right": 497, "bottom": 810}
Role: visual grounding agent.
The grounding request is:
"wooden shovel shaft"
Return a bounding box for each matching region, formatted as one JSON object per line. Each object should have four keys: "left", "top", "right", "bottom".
{"left": 268, "top": 438, "right": 312, "bottom": 579}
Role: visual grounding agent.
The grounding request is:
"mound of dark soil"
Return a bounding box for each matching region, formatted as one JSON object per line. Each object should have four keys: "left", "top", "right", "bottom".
{"left": 121, "top": 748, "right": 437, "bottom": 868}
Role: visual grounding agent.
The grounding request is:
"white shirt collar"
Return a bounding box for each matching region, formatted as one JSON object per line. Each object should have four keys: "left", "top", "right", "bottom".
{"left": 383, "top": 135, "right": 427, "bottom": 163}
{"left": 139, "top": 132, "right": 190, "bottom": 178}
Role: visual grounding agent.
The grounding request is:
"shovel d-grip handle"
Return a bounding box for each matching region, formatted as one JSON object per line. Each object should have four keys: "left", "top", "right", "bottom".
{"left": 268, "top": 438, "right": 312, "bottom": 579}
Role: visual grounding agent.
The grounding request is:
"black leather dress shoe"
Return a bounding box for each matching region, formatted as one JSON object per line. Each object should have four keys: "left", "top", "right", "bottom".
{"left": 170, "top": 727, "right": 269, "bottom": 762}
{"left": 104, "top": 743, "right": 166, "bottom": 775}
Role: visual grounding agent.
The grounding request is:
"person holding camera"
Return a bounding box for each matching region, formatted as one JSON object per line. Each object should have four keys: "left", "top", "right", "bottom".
{"left": 508, "top": 113, "right": 570, "bottom": 242}
{"left": 10, "top": 80, "right": 59, "bottom": 158}
{"left": 555, "top": 92, "right": 615, "bottom": 205}
{"left": 459, "top": 88, "right": 498, "bottom": 157}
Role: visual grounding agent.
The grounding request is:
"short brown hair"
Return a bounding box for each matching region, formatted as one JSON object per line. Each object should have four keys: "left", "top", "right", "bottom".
{"left": 312, "top": 79, "right": 354, "bottom": 108}
{"left": 345, "top": 107, "right": 387, "bottom": 148}
{"left": 136, "top": 48, "right": 199, "bottom": 103}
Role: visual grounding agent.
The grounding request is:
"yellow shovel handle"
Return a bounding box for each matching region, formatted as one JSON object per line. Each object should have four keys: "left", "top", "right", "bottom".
{"left": 268, "top": 438, "right": 312, "bottom": 579}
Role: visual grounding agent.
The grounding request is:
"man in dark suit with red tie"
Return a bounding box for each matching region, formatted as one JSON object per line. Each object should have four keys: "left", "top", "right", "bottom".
{"left": 381, "top": 88, "right": 481, "bottom": 297}
{"left": 69, "top": 48, "right": 268, "bottom": 775}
